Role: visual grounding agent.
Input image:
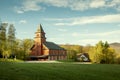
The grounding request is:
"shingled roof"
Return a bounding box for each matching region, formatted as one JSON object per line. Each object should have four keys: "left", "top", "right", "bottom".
{"left": 44, "top": 42, "right": 65, "bottom": 50}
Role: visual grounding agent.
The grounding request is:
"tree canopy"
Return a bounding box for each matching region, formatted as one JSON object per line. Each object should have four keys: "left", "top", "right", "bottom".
{"left": 89, "top": 41, "right": 116, "bottom": 63}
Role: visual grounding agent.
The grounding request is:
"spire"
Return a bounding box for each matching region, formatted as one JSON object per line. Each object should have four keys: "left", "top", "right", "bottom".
{"left": 37, "top": 24, "right": 44, "bottom": 33}
{"left": 34, "top": 24, "right": 46, "bottom": 43}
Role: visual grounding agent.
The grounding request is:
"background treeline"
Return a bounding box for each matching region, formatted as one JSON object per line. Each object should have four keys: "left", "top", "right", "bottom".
{"left": 60, "top": 41, "right": 120, "bottom": 64}
{"left": 0, "top": 23, "right": 33, "bottom": 60}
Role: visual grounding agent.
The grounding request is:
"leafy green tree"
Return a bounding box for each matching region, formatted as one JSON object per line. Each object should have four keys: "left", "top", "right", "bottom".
{"left": 89, "top": 41, "right": 116, "bottom": 64}
{"left": 1, "top": 38, "right": 11, "bottom": 59}
{"left": 2, "top": 49, "right": 11, "bottom": 59}
{"left": 60, "top": 44, "right": 84, "bottom": 61}
{"left": 115, "top": 54, "right": 120, "bottom": 64}
{"left": 94, "top": 41, "right": 104, "bottom": 63}
{"left": 16, "top": 39, "right": 34, "bottom": 59}
{"left": 103, "top": 41, "right": 109, "bottom": 63}
{"left": 107, "top": 48, "right": 116, "bottom": 63}
{"left": 88, "top": 46, "right": 95, "bottom": 62}
{"left": 13, "top": 39, "right": 23, "bottom": 59}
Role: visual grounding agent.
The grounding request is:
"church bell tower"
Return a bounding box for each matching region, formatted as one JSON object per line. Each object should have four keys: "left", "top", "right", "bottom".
{"left": 32, "top": 24, "right": 46, "bottom": 56}
{"left": 34, "top": 24, "right": 46, "bottom": 44}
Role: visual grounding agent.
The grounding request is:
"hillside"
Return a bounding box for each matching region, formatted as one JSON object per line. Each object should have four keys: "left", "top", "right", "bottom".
{"left": 110, "top": 42, "right": 120, "bottom": 54}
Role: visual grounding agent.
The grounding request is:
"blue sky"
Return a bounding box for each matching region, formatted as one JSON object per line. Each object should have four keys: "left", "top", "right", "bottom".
{"left": 0, "top": 0, "right": 120, "bottom": 45}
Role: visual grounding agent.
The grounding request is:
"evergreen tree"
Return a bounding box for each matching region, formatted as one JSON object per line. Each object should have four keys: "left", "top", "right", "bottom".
{"left": 7, "top": 24, "right": 16, "bottom": 56}
{"left": 0, "top": 23, "right": 8, "bottom": 58}
{"left": 0, "top": 23, "right": 7, "bottom": 42}
{"left": 8, "top": 24, "right": 16, "bottom": 42}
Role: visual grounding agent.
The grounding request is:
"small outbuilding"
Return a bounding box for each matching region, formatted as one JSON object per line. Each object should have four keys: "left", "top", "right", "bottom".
{"left": 76, "top": 53, "right": 90, "bottom": 62}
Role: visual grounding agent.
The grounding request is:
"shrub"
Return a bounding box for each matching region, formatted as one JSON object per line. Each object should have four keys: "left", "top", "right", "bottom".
{"left": 115, "top": 54, "right": 120, "bottom": 64}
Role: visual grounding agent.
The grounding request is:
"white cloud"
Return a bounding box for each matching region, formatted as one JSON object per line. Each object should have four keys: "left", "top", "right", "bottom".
{"left": 15, "top": 0, "right": 120, "bottom": 13}
{"left": 20, "top": 32, "right": 28, "bottom": 34}
{"left": 17, "top": 10, "right": 24, "bottom": 14}
{"left": 107, "top": 0, "right": 120, "bottom": 7}
{"left": 43, "top": 18, "right": 66, "bottom": 21}
{"left": 72, "top": 30, "right": 120, "bottom": 45}
{"left": 105, "top": 0, "right": 120, "bottom": 11}
{"left": 58, "top": 29, "right": 67, "bottom": 32}
{"left": 96, "top": 30, "right": 120, "bottom": 36}
{"left": 14, "top": 0, "right": 43, "bottom": 13}
{"left": 78, "top": 39, "right": 98, "bottom": 45}
{"left": 55, "top": 23, "right": 67, "bottom": 26}
{"left": 14, "top": 6, "right": 24, "bottom": 14}
{"left": 19, "top": 20, "right": 27, "bottom": 24}
{"left": 22, "top": 0, "right": 42, "bottom": 12}
{"left": 71, "top": 30, "right": 120, "bottom": 37}
{"left": 3, "top": 21, "right": 15, "bottom": 25}
{"left": 44, "top": 0, "right": 69, "bottom": 7}
{"left": 54, "top": 14, "right": 120, "bottom": 26}
{"left": 72, "top": 32, "right": 80, "bottom": 37}
{"left": 78, "top": 38, "right": 120, "bottom": 46}
{"left": 90, "top": 0, "right": 105, "bottom": 8}
{"left": 47, "top": 30, "right": 120, "bottom": 45}
{"left": 69, "top": 0, "right": 89, "bottom": 11}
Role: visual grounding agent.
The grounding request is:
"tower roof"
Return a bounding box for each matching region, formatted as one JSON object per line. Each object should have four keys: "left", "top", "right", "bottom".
{"left": 36, "top": 24, "right": 44, "bottom": 33}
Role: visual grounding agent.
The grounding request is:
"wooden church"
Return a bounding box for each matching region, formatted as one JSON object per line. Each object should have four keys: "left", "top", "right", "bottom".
{"left": 30, "top": 24, "right": 67, "bottom": 60}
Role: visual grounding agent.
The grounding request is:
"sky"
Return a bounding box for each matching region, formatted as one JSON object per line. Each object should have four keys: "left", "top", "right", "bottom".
{"left": 0, "top": 0, "right": 120, "bottom": 45}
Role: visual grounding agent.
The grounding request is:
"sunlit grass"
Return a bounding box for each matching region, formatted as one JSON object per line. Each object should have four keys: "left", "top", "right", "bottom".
{"left": 0, "top": 58, "right": 23, "bottom": 62}
{"left": 0, "top": 62, "right": 120, "bottom": 80}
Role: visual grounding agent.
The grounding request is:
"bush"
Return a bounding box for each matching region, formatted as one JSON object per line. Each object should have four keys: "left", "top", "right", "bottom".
{"left": 115, "top": 55, "right": 120, "bottom": 64}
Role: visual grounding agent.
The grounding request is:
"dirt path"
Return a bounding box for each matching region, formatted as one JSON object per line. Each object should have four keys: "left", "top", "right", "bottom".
{"left": 24, "top": 61, "right": 62, "bottom": 63}
{"left": 23, "top": 61, "right": 91, "bottom": 64}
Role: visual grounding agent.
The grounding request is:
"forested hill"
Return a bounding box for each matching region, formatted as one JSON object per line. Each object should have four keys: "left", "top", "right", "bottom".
{"left": 110, "top": 42, "right": 120, "bottom": 54}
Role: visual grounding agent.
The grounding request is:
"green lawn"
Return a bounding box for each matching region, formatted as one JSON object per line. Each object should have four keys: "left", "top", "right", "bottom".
{"left": 0, "top": 62, "right": 120, "bottom": 80}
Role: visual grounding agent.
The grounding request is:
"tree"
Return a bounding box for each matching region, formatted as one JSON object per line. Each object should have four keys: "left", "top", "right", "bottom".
{"left": 94, "top": 41, "right": 104, "bottom": 63}
{"left": 89, "top": 41, "right": 116, "bottom": 64}
{"left": 0, "top": 23, "right": 8, "bottom": 58}
{"left": 7, "top": 24, "right": 16, "bottom": 56}
{"left": 60, "top": 44, "right": 85, "bottom": 61}
{"left": 2, "top": 48, "right": 11, "bottom": 59}
{"left": 88, "top": 46, "right": 95, "bottom": 62}
{"left": 107, "top": 48, "right": 116, "bottom": 63}
{"left": 103, "top": 41, "right": 109, "bottom": 63}
{"left": 0, "top": 23, "right": 7, "bottom": 42}
{"left": 16, "top": 39, "right": 34, "bottom": 59}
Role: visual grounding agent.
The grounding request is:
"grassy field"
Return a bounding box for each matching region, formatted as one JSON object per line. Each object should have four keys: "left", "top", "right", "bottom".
{"left": 0, "top": 62, "right": 120, "bottom": 80}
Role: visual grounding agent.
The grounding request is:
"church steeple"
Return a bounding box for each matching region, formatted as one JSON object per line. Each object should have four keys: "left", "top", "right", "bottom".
{"left": 36, "top": 24, "right": 44, "bottom": 33}
{"left": 34, "top": 24, "right": 46, "bottom": 44}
